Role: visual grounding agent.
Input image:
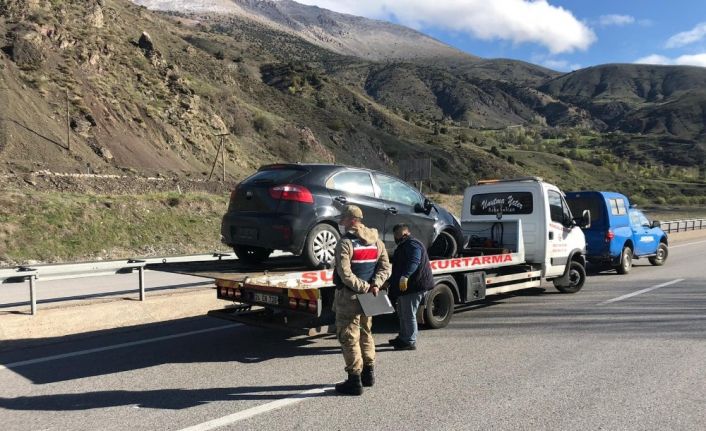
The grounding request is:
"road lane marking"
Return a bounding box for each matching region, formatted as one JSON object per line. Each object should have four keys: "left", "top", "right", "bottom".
{"left": 671, "top": 240, "right": 706, "bottom": 248}
{"left": 0, "top": 324, "right": 241, "bottom": 371}
{"left": 598, "top": 279, "right": 684, "bottom": 305}
{"left": 178, "top": 386, "right": 334, "bottom": 431}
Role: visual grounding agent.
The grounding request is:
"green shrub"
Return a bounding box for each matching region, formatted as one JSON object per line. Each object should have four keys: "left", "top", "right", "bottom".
{"left": 253, "top": 115, "right": 274, "bottom": 134}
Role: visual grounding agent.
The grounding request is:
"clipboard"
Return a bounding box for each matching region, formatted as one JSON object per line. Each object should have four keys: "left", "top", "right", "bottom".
{"left": 357, "top": 291, "right": 395, "bottom": 316}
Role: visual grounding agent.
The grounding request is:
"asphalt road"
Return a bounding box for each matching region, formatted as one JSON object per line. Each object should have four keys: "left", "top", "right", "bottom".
{"left": 1, "top": 240, "right": 704, "bottom": 431}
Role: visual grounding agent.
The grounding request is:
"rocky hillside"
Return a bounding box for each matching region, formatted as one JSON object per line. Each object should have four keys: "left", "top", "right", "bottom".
{"left": 0, "top": 0, "right": 525, "bottom": 192}
{"left": 134, "top": 0, "right": 473, "bottom": 62}
{"left": 0, "top": 0, "right": 704, "bottom": 199}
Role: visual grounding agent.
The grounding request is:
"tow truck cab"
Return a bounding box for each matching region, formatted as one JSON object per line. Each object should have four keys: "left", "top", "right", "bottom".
{"left": 460, "top": 177, "right": 589, "bottom": 282}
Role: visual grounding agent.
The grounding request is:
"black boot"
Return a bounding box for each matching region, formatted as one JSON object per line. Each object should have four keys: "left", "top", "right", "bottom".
{"left": 361, "top": 365, "right": 375, "bottom": 387}
{"left": 335, "top": 373, "right": 363, "bottom": 396}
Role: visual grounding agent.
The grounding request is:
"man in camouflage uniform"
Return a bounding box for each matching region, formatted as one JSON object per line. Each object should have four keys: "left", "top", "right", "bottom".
{"left": 333, "top": 205, "right": 391, "bottom": 396}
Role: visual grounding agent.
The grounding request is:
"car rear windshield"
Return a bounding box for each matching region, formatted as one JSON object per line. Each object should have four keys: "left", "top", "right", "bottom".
{"left": 241, "top": 167, "right": 306, "bottom": 185}
{"left": 470, "top": 192, "right": 533, "bottom": 215}
{"left": 567, "top": 196, "right": 604, "bottom": 225}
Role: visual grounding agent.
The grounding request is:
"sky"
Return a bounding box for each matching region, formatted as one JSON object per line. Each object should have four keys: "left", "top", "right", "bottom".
{"left": 296, "top": 0, "right": 706, "bottom": 71}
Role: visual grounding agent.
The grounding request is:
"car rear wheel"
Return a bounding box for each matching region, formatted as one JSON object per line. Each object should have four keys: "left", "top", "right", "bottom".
{"left": 428, "top": 231, "right": 458, "bottom": 259}
{"left": 303, "top": 223, "right": 340, "bottom": 268}
{"left": 233, "top": 245, "right": 272, "bottom": 264}
{"left": 616, "top": 246, "right": 633, "bottom": 274}
{"left": 649, "top": 243, "right": 668, "bottom": 266}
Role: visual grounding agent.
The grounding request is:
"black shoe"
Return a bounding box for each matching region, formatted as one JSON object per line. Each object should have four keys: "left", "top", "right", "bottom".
{"left": 361, "top": 365, "right": 375, "bottom": 387}
{"left": 335, "top": 373, "right": 363, "bottom": 396}
{"left": 388, "top": 337, "right": 403, "bottom": 347}
{"left": 393, "top": 341, "right": 417, "bottom": 351}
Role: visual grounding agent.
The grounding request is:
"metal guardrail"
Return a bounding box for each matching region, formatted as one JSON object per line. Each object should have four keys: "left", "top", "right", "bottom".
{"left": 659, "top": 219, "right": 706, "bottom": 234}
{"left": 0, "top": 252, "right": 238, "bottom": 315}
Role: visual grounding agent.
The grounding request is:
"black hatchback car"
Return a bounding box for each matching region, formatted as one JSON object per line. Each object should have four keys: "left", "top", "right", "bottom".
{"left": 221, "top": 164, "right": 463, "bottom": 268}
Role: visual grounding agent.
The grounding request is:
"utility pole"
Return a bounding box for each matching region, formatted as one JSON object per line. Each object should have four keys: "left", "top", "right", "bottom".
{"left": 66, "top": 89, "right": 71, "bottom": 152}
{"left": 208, "top": 132, "right": 230, "bottom": 182}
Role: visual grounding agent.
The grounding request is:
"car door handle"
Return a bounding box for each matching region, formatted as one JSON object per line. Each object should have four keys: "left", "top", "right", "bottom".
{"left": 387, "top": 207, "right": 398, "bottom": 214}
{"left": 334, "top": 196, "right": 347, "bottom": 204}
{"left": 548, "top": 232, "right": 554, "bottom": 240}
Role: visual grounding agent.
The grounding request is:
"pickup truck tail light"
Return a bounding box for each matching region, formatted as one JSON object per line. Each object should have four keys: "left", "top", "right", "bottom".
{"left": 605, "top": 230, "right": 615, "bottom": 242}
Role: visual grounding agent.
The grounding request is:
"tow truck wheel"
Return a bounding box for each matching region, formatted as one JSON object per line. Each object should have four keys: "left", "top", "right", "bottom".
{"left": 616, "top": 246, "right": 633, "bottom": 274}
{"left": 554, "top": 261, "right": 586, "bottom": 293}
{"left": 424, "top": 284, "right": 454, "bottom": 329}
{"left": 649, "top": 243, "right": 668, "bottom": 266}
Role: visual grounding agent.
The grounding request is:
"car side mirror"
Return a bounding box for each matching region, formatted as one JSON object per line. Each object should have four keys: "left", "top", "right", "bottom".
{"left": 576, "top": 209, "right": 591, "bottom": 229}
{"left": 651, "top": 220, "right": 661, "bottom": 229}
{"left": 414, "top": 202, "right": 426, "bottom": 213}
{"left": 424, "top": 198, "right": 434, "bottom": 214}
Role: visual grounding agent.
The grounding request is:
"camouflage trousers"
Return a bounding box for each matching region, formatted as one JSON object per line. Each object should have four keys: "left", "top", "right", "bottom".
{"left": 336, "top": 313, "right": 375, "bottom": 375}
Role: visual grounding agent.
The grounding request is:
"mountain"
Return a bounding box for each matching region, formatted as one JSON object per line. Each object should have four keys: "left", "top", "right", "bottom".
{"left": 0, "top": 0, "right": 703, "bottom": 202}
{"left": 133, "top": 0, "right": 474, "bottom": 62}
{"left": 540, "top": 64, "right": 706, "bottom": 139}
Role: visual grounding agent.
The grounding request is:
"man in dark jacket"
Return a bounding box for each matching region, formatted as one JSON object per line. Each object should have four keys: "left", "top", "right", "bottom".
{"left": 388, "top": 224, "right": 434, "bottom": 350}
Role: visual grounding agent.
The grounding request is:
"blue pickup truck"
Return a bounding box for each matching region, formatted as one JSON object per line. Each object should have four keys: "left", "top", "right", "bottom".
{"left": 565, "top": 191, "right": 668, "bottom": 274}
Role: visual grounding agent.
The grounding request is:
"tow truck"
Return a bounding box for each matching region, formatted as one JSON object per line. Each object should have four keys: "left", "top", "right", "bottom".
{"left": 154, "top": 177, "right": 590, "bottom": 334}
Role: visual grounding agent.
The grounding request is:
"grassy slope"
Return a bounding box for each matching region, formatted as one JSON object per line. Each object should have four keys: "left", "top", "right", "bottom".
{"left": 0, "top": 191, "right": 228, "bottom": 265}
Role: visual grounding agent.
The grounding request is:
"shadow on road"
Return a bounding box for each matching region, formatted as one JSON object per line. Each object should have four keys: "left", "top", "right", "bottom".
{"left": 0, "top": 316, "right": 345, "bottom": 384}
{"left": 0, "top": 384, "right": 335, "bottom": 411}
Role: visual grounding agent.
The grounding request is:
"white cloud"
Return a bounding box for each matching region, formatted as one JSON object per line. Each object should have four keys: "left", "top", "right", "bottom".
{"left": 542, "top": 59, "right": 582, "bottom": 71}
{"left": 635, "top": 53, "right": 706, "bottom": 67}
{"left": 598, "top": 14, "right": 635, "bottom": 26}
{"left": 665, "top": 22, "right": 706, "bottom": 48}
{"left": 297, "top": 0, "right": 596, "bottom": 54}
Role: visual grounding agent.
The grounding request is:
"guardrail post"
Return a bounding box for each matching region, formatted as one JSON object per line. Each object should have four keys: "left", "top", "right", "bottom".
{"left": 138, "top": 266, "right": 145, "bottom": 301}
{"left": 127, "top": 259, "right": 147, "bottom": 301}
{"left": 29, "top": 275, "right": 37, "bottom": 315}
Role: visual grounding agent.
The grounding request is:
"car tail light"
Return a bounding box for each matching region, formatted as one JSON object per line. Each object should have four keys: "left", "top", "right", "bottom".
{"left": 219, "top": 286, "right": 228, "bottom": 297}
{"left": 307, "top": 300, "right": 317, "bottom": 313}
{"left": 269, "top": 184, "right": 314, "bottom": 204}
{"left": 234, "top": 288, "right": 241, "bottom": 299}
{"left": 289, "top": 298, "right": 298, "bottom": 309}
{"left": 605, "top": 230, "right": 615, "bottom": 242}
{"left": 229, "top": 184, "right": 239, "bottom": 203}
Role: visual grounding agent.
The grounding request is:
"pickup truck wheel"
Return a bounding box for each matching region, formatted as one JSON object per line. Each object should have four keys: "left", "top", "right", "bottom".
{"left": 616, "top": 247, "right": 633, "bottom": 274}
{"left": 428, "top": 231, "right": 458, "bottom": 259}
{"left": 423, "top": 284, "right": 454, "bottom": 329}
{"left": 649, "top": 243, "right": 668, "bottom": 266}
{"left": 233, "top": 245, "right": 272, "bottom": 264}
{"left": 303, "top": 224, "right": 340, "bottom": 269}
{"left": 554, "top": 261, "right": 586, "bottom": 293}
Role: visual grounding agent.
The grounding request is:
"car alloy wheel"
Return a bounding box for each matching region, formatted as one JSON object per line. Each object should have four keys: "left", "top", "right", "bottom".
{"left": 313, "top": 229, "right": 337, "bottom": 265}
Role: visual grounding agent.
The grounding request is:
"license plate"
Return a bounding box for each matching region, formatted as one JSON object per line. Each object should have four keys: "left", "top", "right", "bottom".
{"left": 236, "top": 227, "right": 258, "bottom": 240}
{"left": 253, "top": 292, "right": 279, "bottom": 305}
